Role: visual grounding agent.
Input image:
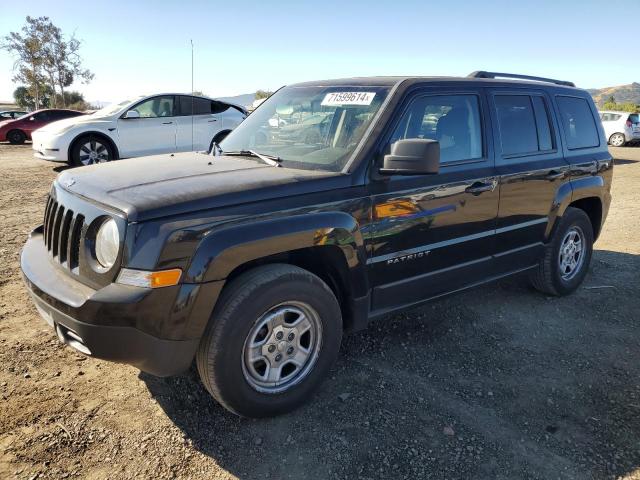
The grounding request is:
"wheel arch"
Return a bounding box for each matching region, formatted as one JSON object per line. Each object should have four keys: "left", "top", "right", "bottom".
{"left": 548, "top": 176, "right": 606, "bottom": 242}
{"left": 185, "top": 212, "right": 370, "bottom": 332}
{"left": 68, "top": 131, "right": 120, "bottom": 161}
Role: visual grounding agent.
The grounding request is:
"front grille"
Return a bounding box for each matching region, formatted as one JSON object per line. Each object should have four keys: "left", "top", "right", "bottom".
{"left": 43, "top": 194, "right": 85, "bottom": 271}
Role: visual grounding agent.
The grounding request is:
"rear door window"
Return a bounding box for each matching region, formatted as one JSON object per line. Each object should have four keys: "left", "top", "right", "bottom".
{"left": 179, "top": 96, "right": 214, "bottom": 115}
{"left": 556, "top": 96, "right": 599, "bottom": 149}
{"left": 495, "top": 95, "right": 539, "bottom": 156}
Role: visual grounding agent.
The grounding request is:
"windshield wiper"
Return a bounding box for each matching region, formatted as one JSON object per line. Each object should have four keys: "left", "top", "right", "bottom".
{"left": 222, "top": 150, "right": 282, "bottom": 167}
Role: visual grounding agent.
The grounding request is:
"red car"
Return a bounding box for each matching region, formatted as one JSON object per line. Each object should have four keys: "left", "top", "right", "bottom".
{"left": 0, "top": 109, "right": 85, "bottom": 145}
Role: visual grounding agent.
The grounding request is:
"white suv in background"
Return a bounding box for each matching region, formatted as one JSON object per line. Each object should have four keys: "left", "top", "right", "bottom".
{"left": 32, "top": 94, "right": 247, "bottom": 166}
{"left": 599, "top": 110, "right": 640, "bottom": 147}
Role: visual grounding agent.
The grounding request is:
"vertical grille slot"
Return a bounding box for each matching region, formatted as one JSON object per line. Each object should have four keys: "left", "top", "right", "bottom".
{"left": 43, "top": 196, "right": 53, "bottom": 240}
{"left": 46, "top": 201, "right": 59, "bottom": 251}
{"left": 59, "top": 209, "right": 74, "bottom": 264}
{"left": 68, "top": 214, "right": 84, "bottom": 271}
{"left": 51, "top": 206, "right": 65, "bottom": 257}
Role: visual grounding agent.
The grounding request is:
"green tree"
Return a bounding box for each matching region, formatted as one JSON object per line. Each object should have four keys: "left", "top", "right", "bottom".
{"left": 3, "top": 16, "right": 93, "bottom": 109}
{"left": 13, "top": 84, "right": 52, "bottom": 109}
{"left": 606, "top": 95, "right": 616, "bottom": 105}
{"left": 255, "top": 90, "right": 272, "bottom": 100}
{"left": 1, "top": 16, "right": 52, "bottom": 109}
{"left": 44, "top": 28, "right": 93, "bottom": 107}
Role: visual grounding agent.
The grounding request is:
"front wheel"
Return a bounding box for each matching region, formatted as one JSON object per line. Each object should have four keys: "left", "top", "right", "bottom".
{"left": 530, "top": 207, "right": 594, "bottom": 296}
{"left": 196, "top": 264, "right": 342, "bottom": 417}
{"left": 70, "top": 136, "right": 114, "bottom": 167}
{"left": 609, "top": 132, "right": 626, "bottom": 147}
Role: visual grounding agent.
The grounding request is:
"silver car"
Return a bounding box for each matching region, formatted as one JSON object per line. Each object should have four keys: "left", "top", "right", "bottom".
{"left": 599, "top": 110, "right": 640, "bottom": 146}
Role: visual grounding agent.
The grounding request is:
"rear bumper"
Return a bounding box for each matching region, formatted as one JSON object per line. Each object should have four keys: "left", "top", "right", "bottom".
{"left": 20, "top": 226, "right": 222, "bottom": 376}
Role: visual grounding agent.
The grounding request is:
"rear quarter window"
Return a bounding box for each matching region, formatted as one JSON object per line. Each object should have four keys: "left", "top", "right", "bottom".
{"left": 556, "top": 96, "right": 599, "bottom": 149}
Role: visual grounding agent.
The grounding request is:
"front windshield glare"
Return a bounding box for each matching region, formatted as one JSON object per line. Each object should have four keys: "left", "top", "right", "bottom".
{"left": 219, "top": 85, "right": 391, "bottom": 171}
{"left": 94, "top": 98, "right": 137, "bottom": 116}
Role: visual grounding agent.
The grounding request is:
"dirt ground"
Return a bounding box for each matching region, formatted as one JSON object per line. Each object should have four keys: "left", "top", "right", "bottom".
{"left": 0, "top": 143, "right": 639, "bottom": 480}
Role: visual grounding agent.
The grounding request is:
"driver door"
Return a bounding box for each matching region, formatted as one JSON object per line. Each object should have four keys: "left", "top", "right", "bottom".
{"left": 116, "top": 95, "right": 177, "bottom": 158}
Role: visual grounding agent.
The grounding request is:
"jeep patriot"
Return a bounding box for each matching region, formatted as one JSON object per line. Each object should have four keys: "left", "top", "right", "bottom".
{"left": 21, "top": 71, "right": 612, "bottom": 417}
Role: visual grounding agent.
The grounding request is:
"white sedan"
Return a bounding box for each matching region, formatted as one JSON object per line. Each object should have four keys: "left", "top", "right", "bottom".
{"left": 32, "top": 94, "right": 247, "bottom": 166}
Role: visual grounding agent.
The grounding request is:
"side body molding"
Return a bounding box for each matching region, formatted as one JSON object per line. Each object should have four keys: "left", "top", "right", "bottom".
{"left": 184, "top": 212, "right": 369, "bottom": 297}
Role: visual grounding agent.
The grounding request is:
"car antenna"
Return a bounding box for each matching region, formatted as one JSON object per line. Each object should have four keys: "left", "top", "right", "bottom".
{"left": 191, "top": 39, "right": 194, "bottom": 152}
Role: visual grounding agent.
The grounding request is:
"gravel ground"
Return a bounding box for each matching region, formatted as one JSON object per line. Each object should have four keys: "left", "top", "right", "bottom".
{"left": 1, "top": 143, "right": 639, "bottom": 480}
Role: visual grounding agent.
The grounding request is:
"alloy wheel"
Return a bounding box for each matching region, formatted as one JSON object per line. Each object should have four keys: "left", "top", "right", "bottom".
{"left": 558, "top": 226, "right": 586, "bottom": 280}
{"left": 610, "top": 133, "right": 625, "bottom": 147}
{"left": 79, "top": 140, "right": 110, "bottom": 165}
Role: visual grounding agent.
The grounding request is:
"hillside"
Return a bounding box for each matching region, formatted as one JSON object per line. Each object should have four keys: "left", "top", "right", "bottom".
{"left": 588, "top": 83, "right": 640, "bottom": 107}
{"left": 215, "top": 93, "right": 255, "bottom": 108}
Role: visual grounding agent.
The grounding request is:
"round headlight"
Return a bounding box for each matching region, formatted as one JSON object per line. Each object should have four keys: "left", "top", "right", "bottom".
{"left": 95, "top": 218, "right": 119, "bottom": 269}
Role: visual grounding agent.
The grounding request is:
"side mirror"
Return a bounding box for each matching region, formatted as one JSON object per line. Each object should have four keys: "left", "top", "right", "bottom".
{"left": 379, "top": 138, "right": 440, "bottom": 175}
{"left": 123, "top": 110, "right": 140, "bottom": 119}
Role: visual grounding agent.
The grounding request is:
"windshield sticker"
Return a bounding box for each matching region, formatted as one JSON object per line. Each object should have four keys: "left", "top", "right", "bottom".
{"left": 321, "top": 92, "right": 376, "bottom": 106}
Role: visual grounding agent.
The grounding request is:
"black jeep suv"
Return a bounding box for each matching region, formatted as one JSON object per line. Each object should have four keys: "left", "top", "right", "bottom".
{"left": 21, "top": 72, "right": 612, "bottom": 417}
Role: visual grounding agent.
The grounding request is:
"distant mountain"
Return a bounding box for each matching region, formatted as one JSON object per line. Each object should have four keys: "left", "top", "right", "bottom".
{"left": 216, "top": 93, "right": 255, "bottom": 108}
{"left": 588, "top": 83, "right": 640, "bottom": 107}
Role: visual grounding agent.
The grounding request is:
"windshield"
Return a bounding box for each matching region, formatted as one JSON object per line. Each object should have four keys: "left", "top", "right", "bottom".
{"left": 219, "top": 85, "right": 391, "bottom": 171}
{"left": 93, "top": 98, "right": 140, "bottom": 116}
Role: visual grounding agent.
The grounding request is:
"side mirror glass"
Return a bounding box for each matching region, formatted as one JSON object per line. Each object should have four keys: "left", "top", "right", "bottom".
{"left": 379, "top": 138, "right": 440, "bottom": 175}
{"left": 124, "top": 110, "right": 140, "bottom": 119}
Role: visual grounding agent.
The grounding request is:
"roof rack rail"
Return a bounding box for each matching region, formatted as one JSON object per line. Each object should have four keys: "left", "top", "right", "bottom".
{"left": 467, "top": 71, "right": 575, "bottom": 88}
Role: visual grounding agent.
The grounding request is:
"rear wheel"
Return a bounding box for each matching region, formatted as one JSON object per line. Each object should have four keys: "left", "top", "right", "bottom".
{"left": 70, "top": 136, "right": 114, "bottom": 167}
{"left": 530, "top": 207, "right": 594, "bottom": 296}
{"left": 7, "top": 130, "right": 26, "bottom": 145}
{"left": 609, "top": 132, "right": 626, "bottom": 147}
{"left": 196, "top": 264, "right": 342, "bottom": 417}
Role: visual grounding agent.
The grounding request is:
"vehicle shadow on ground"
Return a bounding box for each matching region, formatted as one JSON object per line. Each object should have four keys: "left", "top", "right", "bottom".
{"left": 141, "top": 250, "right": 640, "bottom": 479}
{"left": 614, "top": 158, "right": 639, "bottom": 165}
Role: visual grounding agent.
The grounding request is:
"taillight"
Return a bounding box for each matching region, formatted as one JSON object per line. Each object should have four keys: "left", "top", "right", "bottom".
{"left": 627, "top": 120, "right": 633, "bottom": 128}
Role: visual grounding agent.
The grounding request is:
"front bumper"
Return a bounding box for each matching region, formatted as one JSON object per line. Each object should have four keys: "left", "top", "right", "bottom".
{"left": 32, "top": 131, "right": 68, "bottom": 162}
{"left": 20, "top": 227, "right": 222, "bottom": 377}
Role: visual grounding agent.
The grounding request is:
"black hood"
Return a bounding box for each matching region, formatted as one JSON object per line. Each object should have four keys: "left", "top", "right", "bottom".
{"left": 56, "top": 152, "right": 342, "bottom": 221}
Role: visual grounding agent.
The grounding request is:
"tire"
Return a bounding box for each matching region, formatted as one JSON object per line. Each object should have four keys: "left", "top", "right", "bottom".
{"left": 196, "top": 264, "right": 342, "bottom": 417}
{"left": 609, "top": 133, "right": 626, "bottom": 147}
{"left": 530, "top": 207, "right": 594, "bottom": 296}
{"left": 7, "top": 130, "right": 26, "bottom": 145}
{"left": 70, "top": 135, "right": 114, "bottom": 167}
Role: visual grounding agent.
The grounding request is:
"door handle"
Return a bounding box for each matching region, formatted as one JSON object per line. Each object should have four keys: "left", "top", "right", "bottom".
{"left": 545, "top": 170, "right": 565, "bottom": 181}
{"left": 207, "top": 119, "right": 217, "bottom": 122}
{"left": 162, "top": 121, "right": 173, "bottom": 125}
{"left": 465, "top": 181, "right": 496, "bottom": 195}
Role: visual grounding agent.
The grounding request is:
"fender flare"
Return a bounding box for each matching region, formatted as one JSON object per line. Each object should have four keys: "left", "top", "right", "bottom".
{"left": 184, "top": 212, "right": 369, "bottom": 298}
{"left": 546, "top": 176, "right": 605, "bottom": 240}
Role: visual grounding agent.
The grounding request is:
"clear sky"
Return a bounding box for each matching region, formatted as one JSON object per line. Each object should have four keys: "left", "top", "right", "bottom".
{"left": 0, "top": 0, "right": 637, "bottom": 103}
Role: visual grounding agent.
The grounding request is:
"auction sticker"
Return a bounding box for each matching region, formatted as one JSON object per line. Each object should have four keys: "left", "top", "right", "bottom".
{"left": 321, "top": 91, "right": 376, "bottom": 106}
